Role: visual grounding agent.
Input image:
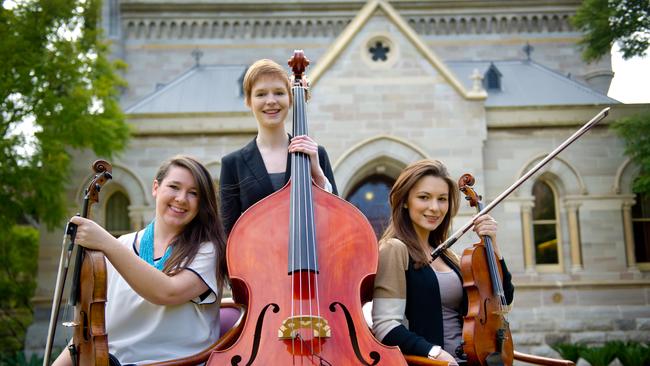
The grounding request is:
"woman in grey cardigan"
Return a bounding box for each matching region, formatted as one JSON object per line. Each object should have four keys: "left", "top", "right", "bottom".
{"left": 371, "top": 159, "right": 514, "bottom": 365}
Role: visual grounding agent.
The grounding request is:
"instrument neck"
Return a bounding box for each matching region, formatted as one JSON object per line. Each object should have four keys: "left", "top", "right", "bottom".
{"left": 476, "top": 202, "right": 507, "bottom": 306}
{"left": 288, "top": 84, "right": 318, "bottom": 274}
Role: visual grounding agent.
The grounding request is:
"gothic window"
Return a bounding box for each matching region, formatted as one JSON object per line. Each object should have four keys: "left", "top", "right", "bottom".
{"left": 238, "top": 67, "right": 248, "bottom": 98}
{"left": 484, "top": 63, "right": 502, "bottom": 90}
{"left": 363, "top": 36, "right": 397, "bottom": 67}
{"left": 106, "top": 191, "right": 131, "bottom": 237}
{"left": 369, "top": 41, "right": 390, "bottom": 62}
{"left": 346, "top": 175, "right": 395, "bottom": 239}
{"left": 632, "top": 192, "right": 650, "bottom": 265}
{"left": 532, "top": 180, "right": 560, "bottom": 266}
{"left": 108, "top": 0, "right": 119, "bottom": 37}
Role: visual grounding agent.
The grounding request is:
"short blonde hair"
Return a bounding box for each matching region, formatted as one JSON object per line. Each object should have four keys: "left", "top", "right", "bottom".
{"left": 242, "top": 59, "right": 292, "bottom": 105}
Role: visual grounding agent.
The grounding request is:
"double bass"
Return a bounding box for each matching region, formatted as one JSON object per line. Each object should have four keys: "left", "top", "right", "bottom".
{"left": 206, "top": 51, "right": 408, "bottom": 365}
{"left": 43, "top": 160, "right": 112, "bottom": 366}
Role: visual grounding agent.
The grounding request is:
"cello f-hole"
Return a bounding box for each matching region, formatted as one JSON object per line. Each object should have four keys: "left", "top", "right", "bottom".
{"left": 480, "top": 298, "right": 490, "bottom": 325}
{"left": 232, "top": 303, "right": 280, "bottom": 366}
{"left": 329, "top": 302, "right": 381, "bottom": 366}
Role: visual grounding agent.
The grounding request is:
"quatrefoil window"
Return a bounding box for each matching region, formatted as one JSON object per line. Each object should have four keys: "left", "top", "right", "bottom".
{"left": 369, "top": 41, "right": 390, "bottom": 62}
{"left": 362, "top": 35, "right": 397, "bottom": 68}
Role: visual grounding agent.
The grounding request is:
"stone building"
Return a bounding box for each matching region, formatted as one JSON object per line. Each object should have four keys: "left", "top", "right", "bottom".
{"left": 28, "top": 0, "right": 650, "bottom": 359}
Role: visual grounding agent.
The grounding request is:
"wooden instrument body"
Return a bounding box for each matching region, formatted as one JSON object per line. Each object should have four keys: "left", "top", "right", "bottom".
{"left": 67, "top": 160, "right": 112, "bottom": 366}
{"left": 207, "top": 183, "right": 407, "bottom": 365}
{"left": 73, "top": 248, "right": 109, "bottom": 366}
{"left": 460, "top": 236, "right": 513, "bottom": 366}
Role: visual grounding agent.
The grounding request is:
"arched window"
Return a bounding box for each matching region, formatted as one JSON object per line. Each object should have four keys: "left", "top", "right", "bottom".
{"left": 632, "top": 192, "right": 650, "bottom": 266}
{"left": 532, "top": 181, "right": 560, "bottom": 267}
{"left": 108, "top": 0, "right": 120, "bottom": 37}
{"left": 346, "top": 175, "right": 394, "bottom": 239}
{"left": 106, "top": 191, "right": 131, "bottom": 237}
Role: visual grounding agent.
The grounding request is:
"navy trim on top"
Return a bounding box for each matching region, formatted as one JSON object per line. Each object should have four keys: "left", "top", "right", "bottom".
{"left": 131, "top": 230, "right": 169, "bottom": 261}
{"left": 131, "top": 231, "right": 139, "bottom": 254}
{"left": 186, "top": 268, "right": 218, "bottom": 305}
{"left": 131, "top": 231, "right": 218, "bottom": 304}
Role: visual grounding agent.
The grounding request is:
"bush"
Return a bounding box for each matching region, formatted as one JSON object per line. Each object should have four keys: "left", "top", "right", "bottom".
{"left": 0, "top": 226, "right": 39, "bottom": 360}
{"left": 579, "top": 344, "right": 618, "bottom": 366}
{"left": 553, "top": 341, "right": 650, "bottom": 366}
{"left": 552, "top": 343, "right": 589, "bottom": 362}
{"left": 617, "top": 341, "right": 650, "bottom": 366}
{"left": 0, "top": 351, "right": 42, "bottom": 366}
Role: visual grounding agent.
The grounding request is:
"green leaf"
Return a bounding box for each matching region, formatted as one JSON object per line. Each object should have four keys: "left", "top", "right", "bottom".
{"left": 611, "top": 111, "right": 650, "bottom": 194}
{"left": 1, "top": 0, "right": 130, "bottom": 356}
{"left": 572, "top": 0, "right": 650, "bottom": 61}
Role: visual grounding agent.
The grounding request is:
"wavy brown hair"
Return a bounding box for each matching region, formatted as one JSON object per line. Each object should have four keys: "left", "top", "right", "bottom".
{"left": 381, "top": 159, "right": 460, "bottom": 269}
{"left": 155, "top": 155, "right": 228, "bottom": 290}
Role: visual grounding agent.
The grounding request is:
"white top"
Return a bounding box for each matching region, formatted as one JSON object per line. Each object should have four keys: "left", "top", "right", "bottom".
{"left": 105, "top": 231, "right": 221, "bottom": 364}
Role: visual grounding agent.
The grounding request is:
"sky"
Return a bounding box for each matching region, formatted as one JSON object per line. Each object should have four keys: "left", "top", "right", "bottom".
{"left": 607, "top": 44, "right": 650, "bottom": 103}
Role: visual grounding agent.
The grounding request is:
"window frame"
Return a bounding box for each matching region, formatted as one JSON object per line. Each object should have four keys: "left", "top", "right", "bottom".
{"left": 631, "top": 191, "right": 650, "bottom": 271}
{"left": 530, "top": 179, "right": 564, "bottom": 272}
{"left": 105, "top": 190, "right": 132, "bottom": 237}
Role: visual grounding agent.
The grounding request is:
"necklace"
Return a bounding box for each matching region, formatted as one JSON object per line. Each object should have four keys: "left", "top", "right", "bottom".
{"left": 139, "top": 220, "right": 173, "bottom": 270}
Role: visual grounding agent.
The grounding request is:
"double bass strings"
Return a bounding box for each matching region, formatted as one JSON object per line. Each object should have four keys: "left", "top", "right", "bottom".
{"left": 291, "top": 82, "right": 325, "bottom": 362}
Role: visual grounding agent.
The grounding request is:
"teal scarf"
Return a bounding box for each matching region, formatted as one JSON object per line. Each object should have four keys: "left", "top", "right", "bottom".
{"left": 139, "top": 220, "right": 172, "bottom": 271}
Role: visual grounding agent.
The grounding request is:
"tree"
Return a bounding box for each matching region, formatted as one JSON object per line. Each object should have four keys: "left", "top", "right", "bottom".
{"left": 611, "top": 111, "right": 650, "bottom": 194}
{"left": 572, "top": 0, "right": 650, "bottom": 61}
{"left": 0, "top": 0, "right": 129, "bottom": 357}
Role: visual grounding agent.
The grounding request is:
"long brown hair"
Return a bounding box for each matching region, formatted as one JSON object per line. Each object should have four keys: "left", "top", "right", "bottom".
{"left": 381, "top": 159, "right": 460, "bottom": 269}
{"left": 155, "top": 155, "right": 228, "bottom": 289}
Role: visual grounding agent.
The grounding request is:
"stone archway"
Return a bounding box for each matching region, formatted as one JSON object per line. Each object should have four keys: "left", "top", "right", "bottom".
{"left": 75, "top": 163, "right": 149, "bottom": 229}
{"left": 333, "top": 135, "right": 427, "bottom": 196}
{"left": 515, "top": 154, "right": 586, "bottom": 197}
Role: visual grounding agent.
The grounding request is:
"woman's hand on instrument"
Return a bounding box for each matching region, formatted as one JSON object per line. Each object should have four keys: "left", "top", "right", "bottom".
{"left": 473, "top": 214, "right": 502, "bottom": 259}
{"left": 69, "top": 216, "right": 117, "bottom": 253}
{"left": 288, "top": 135, "right": 328, "bottom": 189}
{"left": 435, "top": 350, "right": 459, "bottom": 366}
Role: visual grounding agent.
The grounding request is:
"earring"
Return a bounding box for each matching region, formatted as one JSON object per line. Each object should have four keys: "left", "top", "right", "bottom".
{"left": 403, "top": 204, "right": 408, "bottom": 209}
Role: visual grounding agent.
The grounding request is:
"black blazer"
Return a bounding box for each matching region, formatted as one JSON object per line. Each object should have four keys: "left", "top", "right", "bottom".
{"left": 219, "top": 136, "right": 338, "bottom": 236}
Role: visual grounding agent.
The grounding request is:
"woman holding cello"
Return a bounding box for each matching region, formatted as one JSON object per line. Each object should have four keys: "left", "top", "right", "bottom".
{"left": 372, "top": 159, "right": 515, "bottom": 365}
{"left": 52, "top": 155, "right": 227, "bottom": 365}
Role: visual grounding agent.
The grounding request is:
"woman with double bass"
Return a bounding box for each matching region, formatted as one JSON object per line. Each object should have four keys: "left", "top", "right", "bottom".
{"left": 207, "top": 51, "right": 410, "bottom": 365}
{"left": 371, "top": 159, "right": 515, "bottom": 365}
{"left": 52, "top": 155, "right": 227, "bottom": 365}
{"left": 219, "top": 58, "right": 337, "bottom": 237}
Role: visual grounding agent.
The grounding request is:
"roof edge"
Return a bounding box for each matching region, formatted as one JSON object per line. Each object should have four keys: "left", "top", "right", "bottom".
{"left": 309, "top": 0, "right": 486, "bottom": 101}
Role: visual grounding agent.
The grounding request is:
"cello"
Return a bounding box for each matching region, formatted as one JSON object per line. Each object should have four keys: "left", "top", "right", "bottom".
{"left": 43, "top": 160, "right": 112, "bottom": 366}
{"left": 457, "top": 173, "right": 513, "bottom": 366}
{"left": 206, "top": 51, "right": 408, "bottom": 365}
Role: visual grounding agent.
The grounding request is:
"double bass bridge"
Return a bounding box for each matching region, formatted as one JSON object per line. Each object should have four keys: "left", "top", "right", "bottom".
{"left": 278, "top": 315, "right": 331, "bottom": 339}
